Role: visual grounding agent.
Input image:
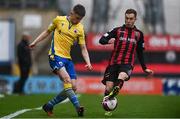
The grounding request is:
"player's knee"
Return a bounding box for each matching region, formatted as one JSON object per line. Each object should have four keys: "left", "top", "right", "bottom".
{"left": 71, "top": 80, "right": 77, "bottom": 92}
{"left": 106, "top": 87, "right": 113, "bottom": 92}
{"left": 62, "top": 76, "right": 71, "bottom": 83}
{"left": 72, "top": 86, "right": 77, "bottom": 92}
{"left": 118, "top": 72, "right": 128, "bottom": 80}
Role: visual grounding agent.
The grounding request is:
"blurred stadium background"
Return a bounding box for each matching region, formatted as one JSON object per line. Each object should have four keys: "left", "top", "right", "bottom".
{"left": 0, "top": 0, "right": 180, "bottom": 118}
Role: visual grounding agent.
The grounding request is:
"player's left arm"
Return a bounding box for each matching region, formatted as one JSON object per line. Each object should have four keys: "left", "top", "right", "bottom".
{"left": 136, "top": 31, "right": 154, "bottom": 76}
{"left": 80, "top": 44, "right": 93, "bottom": 71}
{"left": 78, "top": 27, "right": 93, "bottom": 71}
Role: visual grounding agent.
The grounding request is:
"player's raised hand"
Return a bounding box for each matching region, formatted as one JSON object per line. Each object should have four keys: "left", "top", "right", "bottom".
{"left": 144, "top": 68, "right": 154, "bottom": 78}
{"left": 85, "top": 64, "right": 93, "bottom": 71}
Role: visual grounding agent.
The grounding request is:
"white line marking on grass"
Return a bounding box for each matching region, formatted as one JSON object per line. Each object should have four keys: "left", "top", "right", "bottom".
{"left": 1, "top": 108, "right": 32, "bottom": 119}
{"left": 33, "top": 107, "right": 42, "bottom": 110}
{"left": 1, "top": 94, "right": 81, "bottom": 119}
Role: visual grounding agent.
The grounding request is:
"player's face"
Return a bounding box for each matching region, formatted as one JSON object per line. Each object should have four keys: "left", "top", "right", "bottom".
{"left": 125, "top": 13, "right": 136, "bottom": 28}
{"left": 70, "top": 11, "right": 83, "bottom": 24}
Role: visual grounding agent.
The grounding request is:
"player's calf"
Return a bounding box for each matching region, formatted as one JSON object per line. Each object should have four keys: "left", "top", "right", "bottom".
{"left": 64, "top": 83, "right": 84, "bottom": 117}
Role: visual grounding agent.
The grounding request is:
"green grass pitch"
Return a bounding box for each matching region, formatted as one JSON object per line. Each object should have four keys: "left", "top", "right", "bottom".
{"left": 0, "top": 94, "right": 180, "bottom": 118}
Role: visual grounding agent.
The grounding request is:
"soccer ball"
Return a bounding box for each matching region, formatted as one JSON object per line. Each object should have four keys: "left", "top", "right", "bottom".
{"left": 102, "top": 97, "right": 118, "bottom": 111}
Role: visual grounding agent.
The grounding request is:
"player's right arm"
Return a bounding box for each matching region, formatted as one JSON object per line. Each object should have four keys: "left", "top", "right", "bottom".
{"left": 29, "top": 16, "right": 58, "bottom": 49}
{"left": 29, "top": 30, "right": 51, "bottom": 49}
{"left": 99, "top": 27, "right": 118, "bottom": 45}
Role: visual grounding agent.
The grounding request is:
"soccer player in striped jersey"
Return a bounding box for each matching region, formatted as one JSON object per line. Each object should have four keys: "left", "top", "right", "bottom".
{"left": 99, "top": 9, "right": 153, "bottom": 116}
{"left": 29, "top": 4, "right": 92, "bottom": 117}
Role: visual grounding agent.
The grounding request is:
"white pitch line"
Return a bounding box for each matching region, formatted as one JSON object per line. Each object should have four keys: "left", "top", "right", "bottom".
{"left": 1, "top": 108, "right": 32, "bottom": 119}
{"left": 1, "top": 94, "right": 80, "bottom": 119}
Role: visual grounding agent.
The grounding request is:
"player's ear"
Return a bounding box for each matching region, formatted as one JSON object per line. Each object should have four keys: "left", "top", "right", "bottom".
{"left": 134, "top": 15, "right": 136, "bottom": 20}
{"left": 134, "top": 17, "right": 137, "bottom": 21}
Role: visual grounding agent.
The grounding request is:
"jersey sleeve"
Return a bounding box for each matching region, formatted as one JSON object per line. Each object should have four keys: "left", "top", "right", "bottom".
{"left": 48, "top": 16, "right": 59, "bottom": 32}
{"left": 99, "top": 27, "right": 118, "bottom": 45}
{"left": 137, "top": 31, "right": 145, "bottom": 50}
{"left": 136, "top": 31, "right": 147, "bottom": 70}
{"left": 78, "top": 26, "right": 85, "bottom": 45}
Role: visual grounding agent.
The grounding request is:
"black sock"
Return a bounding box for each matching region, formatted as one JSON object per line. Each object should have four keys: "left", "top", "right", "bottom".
{"left": 116, "top": 79, "right": 124, "bottom": 89}
{"left": 104, "top": 90, "right": 110, "bottom": 96}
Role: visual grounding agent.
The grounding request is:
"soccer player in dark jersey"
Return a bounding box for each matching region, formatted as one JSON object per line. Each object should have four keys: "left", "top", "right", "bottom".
{"left": 99, "top": 9, "right": 154, "bottom": 116}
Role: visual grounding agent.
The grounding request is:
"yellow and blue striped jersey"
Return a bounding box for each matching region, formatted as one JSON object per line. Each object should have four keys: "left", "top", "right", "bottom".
{"left": 48, "top": 16, "right": 85, "bottom": 59}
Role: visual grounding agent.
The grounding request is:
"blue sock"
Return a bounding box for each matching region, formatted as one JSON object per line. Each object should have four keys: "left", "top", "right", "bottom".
{"left": 65, "top": 88, "right": 80, "bottom": 109}
{"left": 47, "top": 91, "right": 67, "bottom": 107}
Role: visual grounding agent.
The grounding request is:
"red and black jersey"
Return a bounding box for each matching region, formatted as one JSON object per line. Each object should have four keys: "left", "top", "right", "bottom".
{"left": 99, "top": 24, "right": 147, "bottom": 70}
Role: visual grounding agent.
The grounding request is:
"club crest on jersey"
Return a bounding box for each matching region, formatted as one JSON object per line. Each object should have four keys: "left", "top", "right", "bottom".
{"left": 74, "top": 29, "right": 77, "bottom": 33}
{"left": 135, "top": 31, "right": 140, "bottom": 38}
{"left": 61, "top": 23, "right": 64, "bottom": 26}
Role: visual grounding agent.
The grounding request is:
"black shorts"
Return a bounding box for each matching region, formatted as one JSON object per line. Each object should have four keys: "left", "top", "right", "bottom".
{"left": 101, "top": 64, "right": 133, "bottom": 85}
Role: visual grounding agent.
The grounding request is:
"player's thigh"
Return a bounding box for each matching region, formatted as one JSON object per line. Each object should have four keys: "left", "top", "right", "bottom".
{"left": 49, "top": 55, "right": 65, "bottom": 74}
{"left": 102, "top": 65, "right": 119, "bottom": 85}
{"left": 56, "top": 67, "right": 71, "bottom": 83}
{"left": 65, "top": 60, "right": 77, "bottom": 79}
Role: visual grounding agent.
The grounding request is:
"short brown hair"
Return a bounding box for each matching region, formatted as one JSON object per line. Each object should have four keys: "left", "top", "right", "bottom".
{"left": 73, "top": 4, "right": 86, "bottom": 17}
{"left": 125, "top": 9, "right": 137, "bottom": 18}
